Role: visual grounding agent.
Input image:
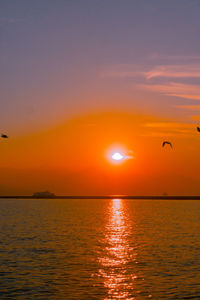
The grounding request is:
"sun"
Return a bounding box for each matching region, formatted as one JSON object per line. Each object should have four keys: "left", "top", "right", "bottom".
{"left": 111, "top": 152, "right": 124, "bottom": 161}
{"left": 105, "top": 144, "right": 134, "bottom": 164}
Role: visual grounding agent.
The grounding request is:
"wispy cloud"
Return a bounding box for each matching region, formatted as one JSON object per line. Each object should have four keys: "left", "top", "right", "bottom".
{"left": 143, "top": 122, "right": 193, "bottom": 128}
{"left": 139, "top": 131, "right": 195, "bottom": 137}
{"left": 101, "top": 63, "right": 200, "bottom": 80}
{"left": 101, "top": 55, "right": 200, "bottom": 117}
{"left": 141, "top": 121, "right": 196, "bottom": 137}
{"left": 145, "top": 65, "right": 200, "bottom": 80}
{"left": 139, "top": 82, "right": 200, "bottom": 101}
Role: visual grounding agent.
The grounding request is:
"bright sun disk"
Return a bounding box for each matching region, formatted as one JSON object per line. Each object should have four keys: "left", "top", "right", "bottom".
{"left": 111, "top": 152, "right": 124, "bottom": 161}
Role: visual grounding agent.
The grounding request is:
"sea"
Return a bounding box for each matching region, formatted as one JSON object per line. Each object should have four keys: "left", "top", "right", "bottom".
{"left": 0, "top": 198, "right": 200, "bottom": 299}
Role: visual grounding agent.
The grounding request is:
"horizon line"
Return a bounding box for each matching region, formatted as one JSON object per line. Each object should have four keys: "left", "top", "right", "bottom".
{"left": 1, "top": 195, "right": 200, "bottom": 200}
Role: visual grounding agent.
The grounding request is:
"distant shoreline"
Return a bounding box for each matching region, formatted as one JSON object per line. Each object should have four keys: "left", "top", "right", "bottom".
{"left": 1, "top": 195, "right": 200, "bottom": 200}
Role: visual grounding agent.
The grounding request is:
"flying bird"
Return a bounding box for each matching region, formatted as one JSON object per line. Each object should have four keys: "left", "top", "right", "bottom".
{"left": 197, "top": 126, "right": 200, "bottom": 132}
{"left": 162, "top": 141, "right": 172, "bottom": 148}
{"left": 1, "top": 134, "right": 8, "bottom": 138}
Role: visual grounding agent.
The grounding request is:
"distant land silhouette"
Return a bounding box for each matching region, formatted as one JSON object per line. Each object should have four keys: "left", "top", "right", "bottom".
{"left": 32, "top": 191, "right": 55, "bottom": 198}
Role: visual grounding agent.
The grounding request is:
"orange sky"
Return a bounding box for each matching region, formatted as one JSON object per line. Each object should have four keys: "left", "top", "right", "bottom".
{"left": 1, "top": 111, "right": 200, "bottom": 195}
{"left": 1, "top": 2, "right": 200, "bottom": 195}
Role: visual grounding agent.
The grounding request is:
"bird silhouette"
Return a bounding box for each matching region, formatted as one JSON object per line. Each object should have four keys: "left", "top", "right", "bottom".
{"left": 162, "top": 141, "right": 172, "bottom": 148}
{"left": 1, "top": 134, "right": 8, "bottom": 138}
{"left": 197, "top": 126, "right": 200, "bottom": 132}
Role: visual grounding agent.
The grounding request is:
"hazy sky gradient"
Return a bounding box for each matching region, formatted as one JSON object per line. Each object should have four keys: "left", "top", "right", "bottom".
{"left": 1, "top": 1, "right": 200, "bottom": 195}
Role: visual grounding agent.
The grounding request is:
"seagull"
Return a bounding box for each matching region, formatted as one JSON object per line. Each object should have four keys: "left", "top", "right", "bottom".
{"left": 162, "top": 141, "right": 172, "bottom": 148}
{"left": 197, "top": 126, "right": 200, "bottom": 132}
{"left": 1, "top": 134, "right": 8, "bottom": 138}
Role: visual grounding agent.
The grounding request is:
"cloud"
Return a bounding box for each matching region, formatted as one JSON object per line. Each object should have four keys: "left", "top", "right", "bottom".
{"left": 143, "top": 122, "right": 193, "bottom": 128}
{"left": 145, "top": 65, "right": 200, "bottom": 80}
{"left": 139, "top": 82, "right": 200, "bottom": 101}
{"left": 141, "top": 62, "right": 200, "bottom": 101}
{"left": 101, "top": 55, "right": 200, "bottom": 117}
{"left": 140, "top": 121, "right": 197, "bottom": 138}
{"left": 101, "top": 62, "right": 200, "bottom": 81}
{"left": 139, "top": 131, "right": 194, "bottom": 137}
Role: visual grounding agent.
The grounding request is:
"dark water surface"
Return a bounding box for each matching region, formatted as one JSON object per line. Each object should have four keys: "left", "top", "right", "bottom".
{"left": 0, "top": 199, "right": 200, "bottom": 299}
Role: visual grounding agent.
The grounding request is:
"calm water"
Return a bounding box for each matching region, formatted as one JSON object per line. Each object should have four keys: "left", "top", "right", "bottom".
{"left": 0, "top": 199, "right": 200, "bottom": 299}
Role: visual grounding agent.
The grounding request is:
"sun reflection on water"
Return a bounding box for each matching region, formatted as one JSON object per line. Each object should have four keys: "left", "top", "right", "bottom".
{"left": 97, "top": 199, "right": 137, "bottom": 299}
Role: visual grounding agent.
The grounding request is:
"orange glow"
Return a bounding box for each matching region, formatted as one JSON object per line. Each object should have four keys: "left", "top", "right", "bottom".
{"left": 1, "top": 111, "right": 200, "bottom": 195}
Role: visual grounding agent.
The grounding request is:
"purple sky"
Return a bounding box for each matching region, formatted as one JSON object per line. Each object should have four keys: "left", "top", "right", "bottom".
{"left": 1, "top": 0, "right": 200, "bottom": 134}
